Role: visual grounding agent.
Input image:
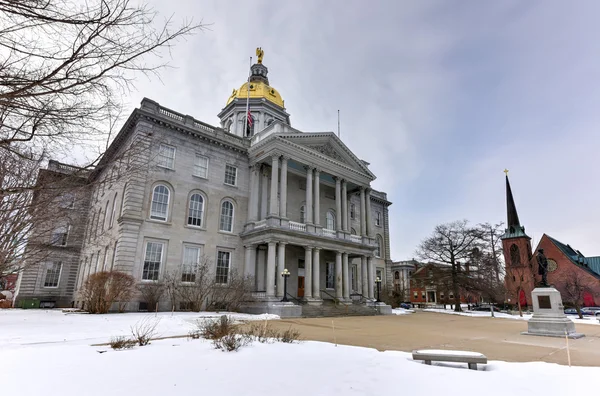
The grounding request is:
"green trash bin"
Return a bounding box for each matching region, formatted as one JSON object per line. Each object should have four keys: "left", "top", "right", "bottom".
{"left": 21, "top": 299, "right": 40, "bottom": 309}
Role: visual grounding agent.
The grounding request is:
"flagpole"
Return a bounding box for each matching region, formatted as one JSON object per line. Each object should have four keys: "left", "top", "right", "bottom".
{"left": 245, "top": 56, "right": 252, "bottom": 136}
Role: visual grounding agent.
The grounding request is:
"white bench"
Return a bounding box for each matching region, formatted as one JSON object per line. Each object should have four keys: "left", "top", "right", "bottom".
{"left": 412, "top": 349, "right": 487, "bottom": 370}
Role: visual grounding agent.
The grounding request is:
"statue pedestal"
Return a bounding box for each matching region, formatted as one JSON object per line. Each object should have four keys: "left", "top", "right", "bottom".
{"left": 522, "top": 287, "right": 584, "bottom": 339}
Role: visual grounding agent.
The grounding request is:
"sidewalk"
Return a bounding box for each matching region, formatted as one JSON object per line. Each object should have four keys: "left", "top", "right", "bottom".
{"left": 266, "top": 311, "right": 600, "bottom": 367}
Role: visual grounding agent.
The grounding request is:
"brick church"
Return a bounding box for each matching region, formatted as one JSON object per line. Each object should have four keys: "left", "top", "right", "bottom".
{"left": 501, "top": 174, "right": 600, "bottom": 308}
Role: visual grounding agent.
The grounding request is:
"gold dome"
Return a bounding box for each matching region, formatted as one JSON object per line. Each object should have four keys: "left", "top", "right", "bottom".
{"left": 226, "top": 81, "right": 284, "bottom": 108}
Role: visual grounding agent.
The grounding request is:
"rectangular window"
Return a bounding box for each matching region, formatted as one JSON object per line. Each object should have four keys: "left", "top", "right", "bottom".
{"left": 413, "top": 291, "right": 418, "bottom": 299}
{"left": 182, "top": 246, "right": 201, "bottom": 283}
{"left": 216, "top": 251, "right": 231, "bottom": 284}
{"left": 157, "top": 144, "right": 175, "bottom": 169}
{"left": 326, "top": 262, "right": 335, "bottom": 289}
{"left": 194, "top": 155, "right": 209, "bottom": 178}
{"left": 51, "top": 226, "right": 69, "bottom": 246}
{"left": 350, "top": 204, "right": 356, "bottom": 219}
{"left": 44, "top": 262, "right": 62, "bottom": 288}
{"left": 351, "top": 264, "right": 358, "bottom": 292}
{"left": 376, "top": 211, "right": 381, "bottom": 226}
{"left": 142, "top": 242, "right": 163, "bottom": 281}
{"left": 421, "top": 291, "right": 426, "bottom": 299}
{"left": 224, "top": 164, "right": 237, "bottom": 186}
{"left": 376, "top": 269, "right": 383, "bottom": 282}
{"left": 59, "top": 193, "right": 75, "bottom": 209}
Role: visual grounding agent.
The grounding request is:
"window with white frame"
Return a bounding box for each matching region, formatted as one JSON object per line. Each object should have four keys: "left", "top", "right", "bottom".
{"left": 43, "top": 262, "right": 62, "bottom": 288}
{"left": 157, "top": 144, "right": 175, "bottom": 169}
{"left": 110, "top": 193, "right": 118, "bottom": 228}
{"left": 216, "top": 251, "right": 231, "bottom": 284}
{"left": 350, "top": 204, "right": 356, "bottom": 219}
{"left": 150, "top": 184, "right": 170, "bottom": 221}
{"left": 142, "top": 241, "right": 163, "bottom": 281}
{"left": 375, "top": 235, "right": 383, "bottom": 258}
{"left": 326, "top": 210, "right": 335, "bottom": 230}
{"left": 421, "top": 291, "right": 425, "bottom": 299}
{"left": 58, "top": 193, "right": 75, "bottom": 209}
{"left": 103, "top": 200, "right": 110, "bottom": 230}
{"left": 224, "top": 164, "right": 237, "bottom": 186}
{"left": 351, "top": 264, "right": 358, "bottom": 292}
{"left": 300, "top": 205, "right": 306, "bottom": 223}
{"left": 182, "top": 246, "right": 201, "bottom": 283}
{"left": 194, "top": 155, "right": 209, "bottom": 178}
{"left": 376, "top": 211, "right": 381, "bottom": 226}
{"left": 326, "top": 262, "right": 335, "bottom": 289}
{"left": 187, "top": 193, "right": 204, "bottom": 227}
{"left": 51, "top": 225, "right": 69, "bottom": 246}
{"left": 219, "top": 200, "right": 234, "bottom": 232}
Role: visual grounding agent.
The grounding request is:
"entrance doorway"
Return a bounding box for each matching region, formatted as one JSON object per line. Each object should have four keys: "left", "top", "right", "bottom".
{"left": 427, "top": 291, "right": 436, "bottom": 303}
{"left": 298, "top": 276, "right": 305, "bottom": 297}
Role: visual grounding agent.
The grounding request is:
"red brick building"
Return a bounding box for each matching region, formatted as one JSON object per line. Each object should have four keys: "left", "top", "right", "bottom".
{"left": 409, "top": 262, "right": 475, "bottom": 305}
{"left": 501, "top": 175, "right": 600, "bottom": 308}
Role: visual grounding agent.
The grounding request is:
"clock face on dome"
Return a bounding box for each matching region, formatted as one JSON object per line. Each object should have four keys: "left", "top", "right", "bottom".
{"left": 547, "top": 259, "right": 558, "bottom": 273}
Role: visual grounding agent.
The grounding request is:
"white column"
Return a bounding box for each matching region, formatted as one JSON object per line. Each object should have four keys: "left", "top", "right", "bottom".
{"left": 266, "top": 242, "right": 277, "bottom": 297}
{"left": 361, "top": 256, "right": 368, "bottom": 297}
{"left": 367, "top": 256, "right": 374, "bottom": 299}
{"left": 335, "top": 251, "right": 343, "bottom": 300}
{"left": 304, "top": 246, "right": 313, "bottom": 299}
{"left": 248, "top": 165, "right": 260, "bottom": 222}
{"left": 365, "top": 188, "right": 372, "bottom": 237}
{"left": 312, "top": 248, "right": 321, "bottom": 298}
{"left": 341, "top": 180, "right": 348, "bottom": 232}
{"left": 244, "top": 245, "right": 256, "bottom": 279}
{"left": 257, "top": 246, "right": 267, "bottom": 291}
{"left": 335, "top": 177, "right": 342, "bottom": 231}
{"left": 313, "top": 168, "right": 320, "bottom": 226}
{"left": 342, "top": 253, "right": 350, "bottom": 300}
{"left": 276, "top": 242, "right": 287, "bottom": 298}
{"left": 360, "top": 187, "right": 367, "bottom": 236}
{"left": 279, "top": 156, "right": 288, "bottom": 218}
{"left": 269, "top": 154, "right": 279, "bottom": 216}
{"left": 260, "top": 166, "right": 269, "bottom": 220}
{"left": 305, "top": 166, "right": 313, "bottom": 224}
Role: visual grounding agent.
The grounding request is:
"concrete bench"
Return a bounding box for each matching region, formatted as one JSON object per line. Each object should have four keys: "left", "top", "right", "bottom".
{"left": 412, "top": 349, "right": 487, "bottom": 370}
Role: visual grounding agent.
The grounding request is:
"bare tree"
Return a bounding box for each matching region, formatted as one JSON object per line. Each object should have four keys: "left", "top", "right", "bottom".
{"left": 206, "top": 270, "right": 254, "bottom": 312}
{"left": 416, "top": 220, "right": 483, "bottom": 312}
{"left": 478, "top": 222, "right": 505, "bottom": 283}
{"left": 559, "top": 271, "right": 595, "bottom": 319}
{"left": 137, "top": 281, "right": 164, "bottom": 311}
{"left": 80, "top": 270, "right": 135, "bottom": 313}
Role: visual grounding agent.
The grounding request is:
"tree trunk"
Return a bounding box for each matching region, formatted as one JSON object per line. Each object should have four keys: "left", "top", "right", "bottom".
{"left": 576, "top": 305, "right": 583, "bottom": 319}
{"left": 517, "top": 299, "right": 523, "bottom": 317}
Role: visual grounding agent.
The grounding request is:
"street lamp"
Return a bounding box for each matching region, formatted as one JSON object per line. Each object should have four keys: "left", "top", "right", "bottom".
{"left": 375, "top": 277, "right": 382, "bottom": 303}
{"left": 281, "top": 268, "right": 291, "bottom": 302}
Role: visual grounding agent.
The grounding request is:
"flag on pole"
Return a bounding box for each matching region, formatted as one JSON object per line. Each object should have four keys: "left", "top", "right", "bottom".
{"left": 245, "top": 56, "right": 252, "bottom": 137}
{"left": 247, "top": 109, "right": 253, "bottom": 127}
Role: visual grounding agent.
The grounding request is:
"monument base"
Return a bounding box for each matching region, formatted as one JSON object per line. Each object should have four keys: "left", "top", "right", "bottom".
{"left": 522, "top": 287, "right": 585, "bottom": 339}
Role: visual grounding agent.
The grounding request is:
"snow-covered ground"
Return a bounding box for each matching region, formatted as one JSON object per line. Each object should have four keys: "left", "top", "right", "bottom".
{"left": 392, "top": 308, "right": 414, "bottom": 315}
{"left": 422, "top": 308, "right": 600, "bottom": 325}
{"left": 2, "top": 309, "right": 599, "bottom": 395}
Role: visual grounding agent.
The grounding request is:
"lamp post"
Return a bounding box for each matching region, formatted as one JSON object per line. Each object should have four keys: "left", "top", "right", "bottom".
{"left": 375, "top": 277, "right": 382, "bottom": 303}
{"left": 281, "top": 268, "right": 290, "bottom": 302}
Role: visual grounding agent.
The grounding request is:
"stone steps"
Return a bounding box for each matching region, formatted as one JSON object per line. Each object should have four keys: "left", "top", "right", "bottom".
{"left": 301, "top": 301, "right": 379, "bottom": 318}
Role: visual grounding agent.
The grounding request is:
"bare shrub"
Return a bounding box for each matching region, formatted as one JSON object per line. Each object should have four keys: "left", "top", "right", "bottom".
{"left": 244, "top": 322, "right": 278, "bottom": 343}
{"left": 206, "top": 271, "right": 254, "bottom": 312}
{"left": 131, "top": 317, "right": 159, "bottom": 346}
{"left": 188, "top": 329, "right": 202, "bottom": 340}
{"left": 279, "top": 326, "right": 301, "bottom": 343}
{"left": 213, "top": 333, "right": 252, "bottom": 352}
{"left": 81, "top": 271, "right": 136, "bottom": 314}
{"left": 109, "top": 336, "right": 136, "bottom": 350}
{"left": 137, "top": 281, "right": 165, "bottom": 312}
{"left": 199, "top": 315, "right": 237, "bottom": 340}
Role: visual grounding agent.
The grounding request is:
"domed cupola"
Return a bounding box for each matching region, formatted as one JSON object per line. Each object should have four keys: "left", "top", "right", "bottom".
{"left": 218, "top": 48, "right": 291, "bottom": 138}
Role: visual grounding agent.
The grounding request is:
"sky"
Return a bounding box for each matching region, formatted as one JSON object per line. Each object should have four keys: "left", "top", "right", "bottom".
{"left": 111, "top": 0, "right": 600, "bottom": 261}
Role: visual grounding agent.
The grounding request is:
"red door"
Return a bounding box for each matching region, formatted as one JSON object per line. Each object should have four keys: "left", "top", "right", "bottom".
{"left": 519, "top": 289, "right": 527, "bottom": 307}
{"left": 583, "top": 291, "right": 594, "bottom": 307}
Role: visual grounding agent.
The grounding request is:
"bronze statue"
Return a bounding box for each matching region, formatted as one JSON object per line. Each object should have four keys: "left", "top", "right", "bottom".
{"left": 537, "top": 249, "right": 549, "bottom": 287}
{"left": 256, "top": 47, "right": 264, "bottom": 64}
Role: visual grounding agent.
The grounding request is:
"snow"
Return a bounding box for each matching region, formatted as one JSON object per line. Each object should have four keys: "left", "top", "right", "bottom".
{"left": 1, "top": 309, "right": 599, "bottom": 396}
{"left": 392, "top": 308, "right": 414, "bottom": 315}
{"left": 415, "top": 349, "right": 485, "bottom": 357}
{"left": 422, "top": 308, "right": 600, "bottom": 325}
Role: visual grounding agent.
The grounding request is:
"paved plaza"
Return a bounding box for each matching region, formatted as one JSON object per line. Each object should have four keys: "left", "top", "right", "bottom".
{"left": 266, "top": 311, "right": 600, "bottom": 366}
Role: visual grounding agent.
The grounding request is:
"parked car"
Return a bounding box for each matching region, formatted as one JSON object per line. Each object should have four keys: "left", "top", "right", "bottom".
{"left": 581, "top": 307, "right": 600, "bottom": 316}
{"left": 399, "top": 303, "right": 412, "bottom": 309}
{"left": 471, "top": 305, "right": 500, "bottom": 312}
{"left": 563, "top": 308, "right": 579, "bottom": 315}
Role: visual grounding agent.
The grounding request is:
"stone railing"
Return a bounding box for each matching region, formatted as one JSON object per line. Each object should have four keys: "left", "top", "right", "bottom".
{"left": 159, "top": 107, "right": 184, "bottom": 122}
{"left": 254, "top": 219, "right": 267, "bottom": 229}
{"left": 289, "top": 221, "right": 306, "bottom": 232}
{"left": 350, "top": 234, "right": 362, "bottom": 243}
{"left": 323, "top": 228, "right": 336, "bottom": 238}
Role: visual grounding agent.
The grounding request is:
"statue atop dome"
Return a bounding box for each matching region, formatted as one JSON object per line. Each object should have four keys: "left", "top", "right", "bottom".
{"left": 256, "top": 47, "right": 264, "bottom": 64}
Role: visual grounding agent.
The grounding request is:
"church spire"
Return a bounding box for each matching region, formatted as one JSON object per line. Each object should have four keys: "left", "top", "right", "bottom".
{"left": 506, "top": 174, "right": 520, "bottom": 228}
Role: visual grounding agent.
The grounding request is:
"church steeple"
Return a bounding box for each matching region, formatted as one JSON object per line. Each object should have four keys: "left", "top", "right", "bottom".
{"left": 502, "top": 171, "right": 529, "bottom": 240}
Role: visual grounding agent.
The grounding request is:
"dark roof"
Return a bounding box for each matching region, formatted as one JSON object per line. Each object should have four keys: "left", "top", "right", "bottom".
{"left": 502, "top": 175, "right": 530, "bottom": 240}
{"left": 546, "top": 235, "right": 600, "bottom": 278}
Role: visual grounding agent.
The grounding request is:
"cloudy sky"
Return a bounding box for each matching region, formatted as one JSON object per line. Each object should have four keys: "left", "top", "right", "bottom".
{"left": 119, "top": 0, "right": 600, "bottom": 260}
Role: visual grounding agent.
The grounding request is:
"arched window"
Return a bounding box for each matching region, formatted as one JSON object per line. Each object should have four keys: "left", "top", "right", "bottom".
{"left": 96, "top": 209, "right": 102, "bottom": 236}
{"left": 245, "top": 115, "right": 255, "bottom": 137}
{"left": 110, "top": 193, "right": 118, "bottom": 228}
{"left": 351, "top": 228, "right": 357, "bottom": 235}
{"left": 510, "top": 244, "right": 521, "bottom": 267}
{"left": 300, "top": 205, "right": 306, "bottom": 223}
{"left": 375, "top": 235, "right": 383, "bottom": 258}
{"left": 394, "top": 271, "right": 400, "bottom": 279}
{"left": 150, "top": 184, "right": 170, "bottom": 221}
{"left": 103, "top": 200, "right": 110, "bottom": 230}
{"left": 326, "top": 210, "right": 335, "bottom": 230}
{"left": 188, "top": 193, "right": 205, "bottom": 227}
{"left": 219, "top": 200, "right": 234, "bottom": 232}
